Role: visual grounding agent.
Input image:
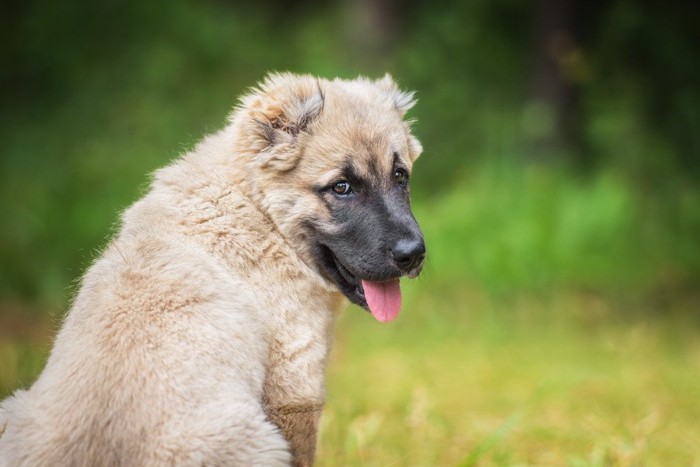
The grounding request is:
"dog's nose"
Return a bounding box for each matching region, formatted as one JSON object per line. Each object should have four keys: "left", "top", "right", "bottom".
{"left": 392, "top": 238, "right": 426, "bottom": 272}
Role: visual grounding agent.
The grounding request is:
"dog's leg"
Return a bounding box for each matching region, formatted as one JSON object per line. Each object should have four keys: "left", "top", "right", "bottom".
{"left": 265, "top": 403, "right": 323, "bottom": 467}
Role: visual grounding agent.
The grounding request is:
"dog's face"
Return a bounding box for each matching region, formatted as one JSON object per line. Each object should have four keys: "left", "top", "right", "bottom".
{"left": 238, "top": 73, "right": 425, "bottom": 321}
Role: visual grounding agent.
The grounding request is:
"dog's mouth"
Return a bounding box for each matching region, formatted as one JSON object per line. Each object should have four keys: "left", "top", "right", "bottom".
{"left": 320, "top": 245, "right": 403, "bottom": 322}
{"left": 328, "top": 249, "right": 367, "bottom": 300}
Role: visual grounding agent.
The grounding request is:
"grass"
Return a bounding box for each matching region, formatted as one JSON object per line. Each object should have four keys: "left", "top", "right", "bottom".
{"left": 3, "top": 291, "right": 698, "bottom": 466}
{"left": 317, "top": 288, "right": 700, "bottom": 466}
{"left": 415, "top": 165, "right": 700, "bottom": 296}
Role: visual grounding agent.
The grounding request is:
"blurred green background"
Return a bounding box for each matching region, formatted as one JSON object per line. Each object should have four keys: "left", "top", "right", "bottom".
{"left": 1, "top": 0, "right": 698, "bottom": 464}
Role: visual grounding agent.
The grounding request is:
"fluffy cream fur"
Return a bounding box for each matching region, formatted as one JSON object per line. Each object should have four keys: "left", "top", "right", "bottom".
{"left": 0, "top": 73, "right": 421, "bottom": 466}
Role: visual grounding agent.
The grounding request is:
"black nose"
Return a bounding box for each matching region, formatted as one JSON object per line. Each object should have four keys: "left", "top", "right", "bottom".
{"left": 392, "top": 237, "right": 426, "bottom": 272}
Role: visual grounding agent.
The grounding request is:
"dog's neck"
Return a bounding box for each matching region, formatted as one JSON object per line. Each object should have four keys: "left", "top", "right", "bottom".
{"left": 226, "top": 120, "right": 328, "bottom": 283}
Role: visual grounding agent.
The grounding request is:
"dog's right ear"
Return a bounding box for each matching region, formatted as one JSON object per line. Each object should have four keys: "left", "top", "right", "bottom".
{"left": 240, "top": 73, "right": 324, "bottom": 171}
{"left": 375, "top": 73, "right": 416, "bottom": 117}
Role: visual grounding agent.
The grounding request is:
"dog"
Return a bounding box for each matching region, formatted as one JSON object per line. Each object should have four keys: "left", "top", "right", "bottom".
{"left": 0, "top": 73, "right": 425, "bottom": 466}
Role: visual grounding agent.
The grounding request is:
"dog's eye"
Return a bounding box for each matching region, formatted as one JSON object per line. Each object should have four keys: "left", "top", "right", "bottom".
{"left": 394, "top": 169, "right": 409, "bottom": 187}
{"left": 332, "top": 181, "right": 352, "bottom": 195}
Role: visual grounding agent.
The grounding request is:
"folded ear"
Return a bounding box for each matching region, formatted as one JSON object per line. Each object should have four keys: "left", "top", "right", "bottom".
{"left": 375, "top": 73, "right": 417, "bottom": 116}
{"left": 242, "top": 73, "right": 324, "bottom": 171}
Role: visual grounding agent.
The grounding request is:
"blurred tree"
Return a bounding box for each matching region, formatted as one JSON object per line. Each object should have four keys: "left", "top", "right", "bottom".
{"left": 346, "top": 0, "right": 398, "bottom": 54}
{"left": 593, "top": 0, "right": 700, "bottom": 176}
{"left": 528, "top": 0, "right": 580, "bottom": 161}
{"left": 527, "top": 0, "right": 607, "bottom": 167}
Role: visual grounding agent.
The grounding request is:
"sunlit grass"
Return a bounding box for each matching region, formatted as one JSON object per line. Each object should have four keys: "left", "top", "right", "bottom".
{"left": 317, "top": 286, "right": 700, "bottom": 466}
{"left": 2, "top": 294, "right": 697, "bottom": 465}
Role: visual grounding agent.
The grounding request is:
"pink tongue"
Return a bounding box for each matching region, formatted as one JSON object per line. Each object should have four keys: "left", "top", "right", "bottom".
{"left": 361, "top": 279, "right": 402, "bottom": 322}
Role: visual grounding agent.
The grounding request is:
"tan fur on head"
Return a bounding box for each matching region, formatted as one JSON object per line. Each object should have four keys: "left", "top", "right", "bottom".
{"left": 233, "top": 73, "right": 421, "bottom": 173}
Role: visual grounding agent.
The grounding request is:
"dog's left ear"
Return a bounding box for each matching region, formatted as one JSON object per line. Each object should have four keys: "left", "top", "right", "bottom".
{"left": 375, "top": 74, "right": 417, "bottom": 117}
{"left": 243, "top": 73, "right": 324, "bottom": 171}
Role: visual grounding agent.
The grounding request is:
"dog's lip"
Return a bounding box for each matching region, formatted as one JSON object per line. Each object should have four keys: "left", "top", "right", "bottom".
{"left": 331, "top": 252, "right": 366, "bottom": 300}
{"left": 332, "top": 254, "right": 356, "bottom": 287}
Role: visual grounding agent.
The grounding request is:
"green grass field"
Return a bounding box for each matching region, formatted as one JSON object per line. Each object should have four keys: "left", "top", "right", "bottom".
{"left": 318, "top": 291, "right": 699, "bottom": 466}
{"left": 3, "top": 289, "right": 697, "bottom": 466}
{"left": 2, "top": 169, "right": 698, "bottom": 466}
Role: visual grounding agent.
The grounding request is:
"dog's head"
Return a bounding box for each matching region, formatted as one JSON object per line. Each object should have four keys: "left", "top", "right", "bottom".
{"left": 235, "top": 73, "right": 425, "bottom": 321}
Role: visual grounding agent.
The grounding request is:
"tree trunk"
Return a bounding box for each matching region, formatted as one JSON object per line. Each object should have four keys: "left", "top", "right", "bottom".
{"left": 527, "top": 0, "right": 581, "bottom": 163}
